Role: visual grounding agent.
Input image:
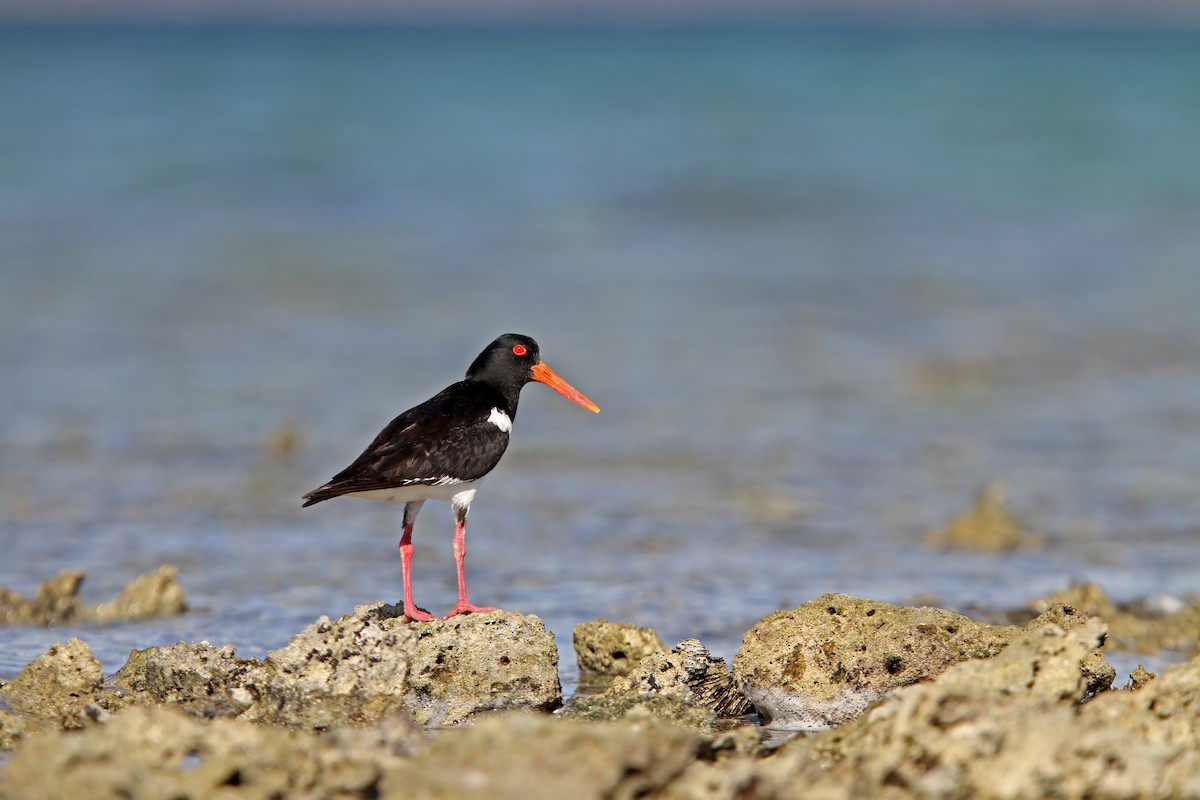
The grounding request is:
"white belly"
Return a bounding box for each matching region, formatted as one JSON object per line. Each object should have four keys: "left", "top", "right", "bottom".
{"left": 348, "top": 478, "right": 481, "bottom": 507}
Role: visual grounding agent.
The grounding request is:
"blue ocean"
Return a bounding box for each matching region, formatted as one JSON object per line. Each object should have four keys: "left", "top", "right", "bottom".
{"left": 2, "top": 26, "right": 1199, "bottom": 685}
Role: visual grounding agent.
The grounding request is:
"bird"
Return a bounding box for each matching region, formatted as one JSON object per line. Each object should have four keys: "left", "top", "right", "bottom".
{"left": 302, "top": 333, "right": 599, "bottom": 621}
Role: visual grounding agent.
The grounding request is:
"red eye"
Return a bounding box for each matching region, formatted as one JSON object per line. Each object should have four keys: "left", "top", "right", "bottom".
{"left": 512, "top": 344, "right": 527, "bottom": 356}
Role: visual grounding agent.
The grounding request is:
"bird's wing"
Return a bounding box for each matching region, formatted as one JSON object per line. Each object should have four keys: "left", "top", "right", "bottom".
{"left": 302, "top": 382, "right": 510, "bottom": 505}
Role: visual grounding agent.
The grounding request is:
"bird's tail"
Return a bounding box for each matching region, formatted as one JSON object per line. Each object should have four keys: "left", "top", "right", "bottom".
{"left": 301, "top": 486, "right": 335, "bottom": 507}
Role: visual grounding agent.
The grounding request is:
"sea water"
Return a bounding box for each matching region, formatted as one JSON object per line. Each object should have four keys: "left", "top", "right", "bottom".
{"left": 2, "top": 26, "right": 1199, "bottom": 688}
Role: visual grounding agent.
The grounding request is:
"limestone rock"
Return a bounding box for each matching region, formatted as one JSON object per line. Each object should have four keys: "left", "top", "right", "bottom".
{"left": 1127, "top": 664, "right": 1157, "bottom": 691}
{"left": 7, "top": 622, "right": 1200, "bottom": 800}
{"left": 0, "top": 566, "right": 188, "bottom": 627}
{"left": 31, "top": 571, "right": 87, "bottom": 624}
{"left": 401, "top": 607, "right": 563, "bottom": 726}
{"left": 789, "top": 620, "right": 1188, "bottom": 799}
{"left": 379, "top": 712, "right": 699, "bottom": 800}
{"left": 1086, "top": 652, "right": 1200, "bottom": 747}
{"left": 563, "top": 690, "right": 717, "bottom": 731}
{"left": 107, "top": 641, "right": 268, "bottom": 718}
{"left": 0, "top": 637, "right": 103, "bottom": 719}
{"left": 4, "top": 705, "right": 420, "bottom": 799}
{"left": 1028, "top": 582, "right": 1200, "bottom": 656}
{"left": 1024, "top": 600, "right": 1092, "bottom": 632}
{"left": 254, "top": 603, "right": 561, "bottom": 727}
{"left": 92, "top": 564, "right": 188, "bottom": 621}
{"left": 101, "top": 604, "right": 561, "bottom": 730}
{"left": 573, "top": 619, "right": 666, "bottom": 692}
{"left": 0, "top": 570, "right": 85, "bottom": 625}
{"left": 565, "top": 639, "right": 750, "bottom": 730}
{"left": 733, "top": 593, "right": 1021, "bottom": 730}
{"left": 0, "top": 704, "right": 34, "bottom": 750}
{"left": 923, "top": 482, "right": 1044, "bottom": 552}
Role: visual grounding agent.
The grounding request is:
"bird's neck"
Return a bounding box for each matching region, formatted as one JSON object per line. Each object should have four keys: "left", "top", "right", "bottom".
{"left": 469, "top": 377, "right": 522, "bottom": 420}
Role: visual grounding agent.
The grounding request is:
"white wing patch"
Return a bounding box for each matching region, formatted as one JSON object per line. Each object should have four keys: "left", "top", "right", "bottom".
{"left": 488, "top": 407, "right": 513, "bottom": 433}
{"left": 401, "top": 476, "right": 464, "bottom": 486}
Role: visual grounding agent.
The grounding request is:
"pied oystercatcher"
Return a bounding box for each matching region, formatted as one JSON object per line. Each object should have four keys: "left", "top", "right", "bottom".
{"left": 302, "top": 333, "right": 599, "bottom": 621}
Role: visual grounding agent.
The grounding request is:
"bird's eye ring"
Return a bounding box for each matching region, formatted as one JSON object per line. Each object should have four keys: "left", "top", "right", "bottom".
{"left": 512, "top": 344, "right": 527, "bottom": 356}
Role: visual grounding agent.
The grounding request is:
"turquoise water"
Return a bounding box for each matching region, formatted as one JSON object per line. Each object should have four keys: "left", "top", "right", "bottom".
{"left": 2, "top": 26, "right": 1199, "bottom": 685}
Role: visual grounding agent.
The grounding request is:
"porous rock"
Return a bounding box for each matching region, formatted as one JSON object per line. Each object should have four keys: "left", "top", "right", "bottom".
{"left": 378, "top": 712, "right": 700, "bottom": 800}
{"left": 92, "top": 564, "right": 188, "bottom": 621}
{"left": 4, "top": 704, "right": 421, "bottom": 799}
{"left": 0, "top": 637, "right": 103, "bottom": 720}
{"left": 0, "top": 566, "right": 187, "bottom": 627}
{"left": 107, "top": 641, "right": 269, "bottom": 718}
{"left": 573, "top": 618, "right": 666, "bottom": 692}
{"left": 923, "top": 618, "right": 1113, "bottom": 701}
{"left": 249, "top": 604, "right": 419, "bottom": 727}
{"left": 573, "top": 638, "right": 750, "bottom": 724}
{"left": 923, "top": 482, "right": 1044, "bottom": 552}
{"left": 669, "top": 620, "right": 1146, "bottom": 800}
{"left": 1086, "top": 652, "right": 1200, "bottom": 747}
{"left": 565, "top": 639, "right": 751, "bottom": 730}
{"left": 796, "top": 619, "right": 1186, "bottom": 799}
{"left": 400, "top": 607, "right": 563, "bottom": 725}
{"left": 1029, "top": 581, "right": 1200, "bottom": 656}
{"left": 253, "top": 603, "right": 561, "bottom": 727}
{"left": 104, "top": 604, "right": 561, "bottom": 729}
{"left": 5, "top": 709, "right": 698, "bottom": 800}
{"left": 10, "top": 622, "right": 1200, "bottom": 800}
{"left": 1127, "top": 664, "right": 1157, "bottom": 691}
{"left": 562, "top": 689, "right": 716, "bottom": 732}
{"left": 733, "top": 593, "right": 1021, "bottom": 730}
{"left": 0, "top": 570, "right": 84, "bottom": 625}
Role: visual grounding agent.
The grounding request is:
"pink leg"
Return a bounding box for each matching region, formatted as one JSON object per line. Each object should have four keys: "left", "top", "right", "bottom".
{"left": 398, "top": 501, "right": 434, "bottom": 622}
{"left": 444, "top": 503, "right": 498, "bottom": 618}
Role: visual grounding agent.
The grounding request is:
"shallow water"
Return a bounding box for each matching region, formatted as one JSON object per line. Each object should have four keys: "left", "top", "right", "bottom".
{"left": 2, "top": 26, "right": 1199, "bottom": 689}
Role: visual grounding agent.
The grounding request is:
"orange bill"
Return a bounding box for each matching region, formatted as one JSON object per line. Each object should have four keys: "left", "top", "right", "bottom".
{"left": 530, "top": 361, "right": 600, "bottom": 413}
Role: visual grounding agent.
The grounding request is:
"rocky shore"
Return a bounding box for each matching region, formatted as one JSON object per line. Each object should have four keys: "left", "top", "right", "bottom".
{"left": 3, "top": 578, "right": 1200, "bottom": 799}
{"left": 0, "top": 565, "right": 187, "bottom": 627}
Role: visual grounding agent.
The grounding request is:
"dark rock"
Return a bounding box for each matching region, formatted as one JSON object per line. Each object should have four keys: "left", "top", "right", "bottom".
{"left": 674, "top": 639, "right": 753, "bottom": 718}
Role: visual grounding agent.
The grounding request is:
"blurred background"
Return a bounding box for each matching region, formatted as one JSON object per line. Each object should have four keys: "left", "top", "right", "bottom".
{"left": 2, "top": 1, "right": 1199, "bottom": 686}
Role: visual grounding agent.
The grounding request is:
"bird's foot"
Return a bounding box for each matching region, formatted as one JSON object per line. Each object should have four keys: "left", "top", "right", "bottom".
{"left": 443, "top": 602, "right": 499, "bottom": 619}
{"left": 403, "top": 604, "right": 437, "bottom": 623}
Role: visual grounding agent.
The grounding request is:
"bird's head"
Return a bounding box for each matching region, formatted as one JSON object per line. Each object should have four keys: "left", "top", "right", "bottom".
{"left": 467, "top": 333, "right": 599, "bottom": 413}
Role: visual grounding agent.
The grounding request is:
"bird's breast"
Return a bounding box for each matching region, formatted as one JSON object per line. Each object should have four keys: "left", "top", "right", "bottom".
{"left": 487, "top": 407, "right": 513, "bottom": 433}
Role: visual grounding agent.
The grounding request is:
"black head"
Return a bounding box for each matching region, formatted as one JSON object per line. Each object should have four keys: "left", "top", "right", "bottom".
{"left": 465, "top": 333, "right": 599, "bottom": 415}
{"left": 465, "top": 333, "right": 540, "bottom": 386}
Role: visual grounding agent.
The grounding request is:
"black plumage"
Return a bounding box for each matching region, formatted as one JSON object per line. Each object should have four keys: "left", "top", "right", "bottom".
{"left": 301, "top": 382, "right": 512, "bottom": 506}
